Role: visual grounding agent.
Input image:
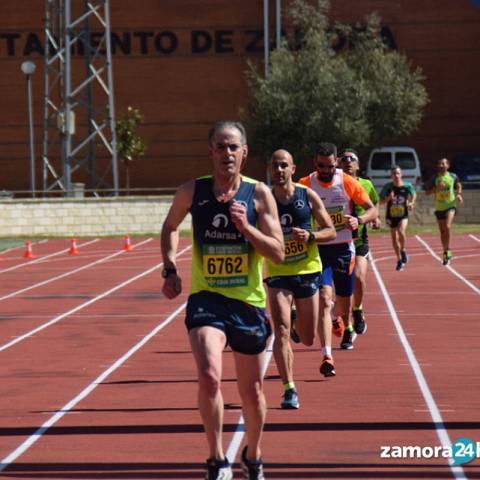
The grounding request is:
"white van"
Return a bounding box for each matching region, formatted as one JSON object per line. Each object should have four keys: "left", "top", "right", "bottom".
{"left": 366, "top": 146, "right": 422, "bottom": 192}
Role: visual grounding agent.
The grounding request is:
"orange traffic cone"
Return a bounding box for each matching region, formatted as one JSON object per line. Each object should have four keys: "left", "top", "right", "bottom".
{"left": 68, "top": 238, "right": 79, "bottom": 255}
{"left": 123, "top": 234, "right": 133, "bottom": 251}
{"left": 23, "top": 241, "right": 34, "bottom": 259}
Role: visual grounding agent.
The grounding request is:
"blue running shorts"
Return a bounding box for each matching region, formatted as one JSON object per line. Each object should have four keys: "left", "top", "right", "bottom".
{"left": 185, "top": 290, "right": 271, "bottom": 355}
{"left": 318, "top": 243, "right": 355, "bottom": 297}
{"left": 264, "top": 272, "right": 322, "bottom": 299}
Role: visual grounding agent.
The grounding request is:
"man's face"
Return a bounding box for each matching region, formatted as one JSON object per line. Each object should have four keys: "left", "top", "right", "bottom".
{"left": 438, "top": 158, "right": 449, "bottom": 174}
{"left": 269, "top": 153, "right": 295, "bottom": 186}
{"left": 391, "top": 168, "right": 402, "bottom": 182}
{"left": 314, "top": 154, "right": 336, "bottom": 183}
{"left": 209, "top": 127, "right": 247, "bottom": 178}
{"left": 340, "top": 154, "right": 359, "bottom": 177}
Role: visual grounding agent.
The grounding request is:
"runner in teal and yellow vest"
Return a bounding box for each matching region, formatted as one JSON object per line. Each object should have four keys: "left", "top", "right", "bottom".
{"left": 161, "top": 121, "right": 284, "bottom": 480}
{"left": 265, "top": 150, "right": 335, "bottom": 408}
{"left": 380, "top": 165, "right": 416, "bottom": 272}
{"left": 425, "top": 157, "right": 463, "bottom": 265}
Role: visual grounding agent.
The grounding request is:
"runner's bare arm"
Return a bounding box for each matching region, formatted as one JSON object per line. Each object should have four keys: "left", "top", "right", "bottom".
{"left": 160, "top": 180, "right": 194, "bottom": 298}
{"left": 305, "top": 188, "right": 336, "bottom": 243}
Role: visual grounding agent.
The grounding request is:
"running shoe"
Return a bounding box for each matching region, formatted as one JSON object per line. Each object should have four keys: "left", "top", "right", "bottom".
{"left": 396, "top": 260, "right": 404, "bottom": 271}
{"left": 400, "top": 250, "right": 408, "bottom": 264}
{"left": 340, "top": 329, "right": 357, "bottom": 350}
{"left": 281, "top": 388, "right": 299, "bottom": 409}
{"left": 319, "top": 355, "right": 336, "bottom": 377}
{"left": 352, "top": 309, "right": 367, "bottom": 335}
{"left": 205, "top": 457, "right": 233, "bottom": 480}
{"left": 443, "top": 249, "right": 452, "bottom": 266}
{"left": 241, "top": 446, "right": 265, "bottom": 480}
{"left": 290, "top": 307, "right": 300, "bottom": 343}
{"left": 332, "top": 316, "right": 345, "bottom": 338}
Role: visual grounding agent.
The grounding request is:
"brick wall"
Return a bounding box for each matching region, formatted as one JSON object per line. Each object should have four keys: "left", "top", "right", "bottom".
{"left": 0, "top": 191, "right": 478, "bottom": 238}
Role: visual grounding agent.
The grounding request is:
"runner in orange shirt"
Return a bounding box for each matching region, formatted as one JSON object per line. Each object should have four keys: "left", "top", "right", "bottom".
{"left": 299, "top": 142, "right": 377, "bottom": 361}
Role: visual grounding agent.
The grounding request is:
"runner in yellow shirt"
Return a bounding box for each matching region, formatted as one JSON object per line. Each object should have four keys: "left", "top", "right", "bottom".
{"left": 265, "top": 150, "right": 335, "bottom": 407}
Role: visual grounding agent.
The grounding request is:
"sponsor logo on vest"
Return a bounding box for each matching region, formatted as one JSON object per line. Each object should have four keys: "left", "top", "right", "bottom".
{"left": 280, "top": 213, "right": 293, "bottom": 227}
{"left": 212, "top": 213, "right": 228, "bottom": 228}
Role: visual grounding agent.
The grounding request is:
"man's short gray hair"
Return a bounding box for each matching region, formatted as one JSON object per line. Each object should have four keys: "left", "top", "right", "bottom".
{"left": 208, "top": 120, "right": 247, "bottom": 146}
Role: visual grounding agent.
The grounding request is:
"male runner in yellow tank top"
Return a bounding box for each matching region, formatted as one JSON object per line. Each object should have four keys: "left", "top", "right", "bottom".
{"left": 265, "top": 149, "right": 335, "bottom": 409}
{"left": 161, "top": 121, "right": 284, "bottom": 480}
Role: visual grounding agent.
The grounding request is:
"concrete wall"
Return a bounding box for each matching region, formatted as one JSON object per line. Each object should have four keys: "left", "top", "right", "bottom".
{"left": 0, "top": 196, "right": 190, "bottom": 237}
{"left": 0, "top": 191, "right": 479, "bottom": 238}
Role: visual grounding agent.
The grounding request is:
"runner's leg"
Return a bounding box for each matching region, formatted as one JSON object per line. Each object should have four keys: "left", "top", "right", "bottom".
{"left": 189, "top": 326, "right": 227, "bottom": 460}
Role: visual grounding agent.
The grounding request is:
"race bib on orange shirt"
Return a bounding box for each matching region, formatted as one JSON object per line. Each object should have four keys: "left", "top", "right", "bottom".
{"left": 326, "top": 206, "right": 345, "bottom": 231}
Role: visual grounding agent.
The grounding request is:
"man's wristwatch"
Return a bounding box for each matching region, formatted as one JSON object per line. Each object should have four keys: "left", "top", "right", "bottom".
{"left": 308, "top": 231, "right": 315, "bottom": 242}
{"left": 161, "top": 267, "right": 177, "bottom": 278}
{"left": 358, "top": 217, "right": 364, "bottom": 225}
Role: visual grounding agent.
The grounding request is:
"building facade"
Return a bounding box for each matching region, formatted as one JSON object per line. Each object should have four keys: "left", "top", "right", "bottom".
{"left": 1, "top": 0, "right": 479, "bottom": 194}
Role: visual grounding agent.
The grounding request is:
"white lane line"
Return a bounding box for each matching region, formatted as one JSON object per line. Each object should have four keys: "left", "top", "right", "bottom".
{"left": 0, "top": 238, "right": 153, "bottom": 303}
{"left": 0, "top": 239, "right": 100, "bottom": 274}
{"left": 469, "top": 234, "right": 480, "bottom": 243}
{"left": 0, "top": 300, "right": 188, "bottom": 472}
{"left": 0, "top": 245, "right": 191, "bottom": 353}
{"left": 415, "top": 235, "right": 480, "bottom": 295}
{"left": 225, "top": 335, "right": 275, "bottom": 463}
{"left": 370, "top": 254, "right": 467, "bottom": 480}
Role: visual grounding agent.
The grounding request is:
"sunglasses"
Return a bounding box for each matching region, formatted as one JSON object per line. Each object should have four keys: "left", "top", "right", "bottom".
{"left": 340, "top": 155, "right": 357, "bottom": 163}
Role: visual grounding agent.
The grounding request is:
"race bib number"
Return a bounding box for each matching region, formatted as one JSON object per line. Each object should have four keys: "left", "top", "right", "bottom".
{"left": 389, "top": 205, "right": 405, "bottom": 218}
{"left": 327, "top": 206, "right": 345, "bottom": 231}
{"left": 284, "top": 235, "right": 308, "bottom": 264}
{"left": 437, "top": 190, "right": 451, "bottom": 202}
{"left": 203, "top": 244, "right": 248, "bottom": 287}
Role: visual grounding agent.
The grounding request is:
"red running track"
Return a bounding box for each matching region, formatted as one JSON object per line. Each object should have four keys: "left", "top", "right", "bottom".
{"left": 0, "top": 233, "right": 479, "bottom": 479}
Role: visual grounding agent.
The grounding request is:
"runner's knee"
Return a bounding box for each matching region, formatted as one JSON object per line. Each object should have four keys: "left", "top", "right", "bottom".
{"left": 237, "top": 380, "right": 264, "bottom": 407}
{"left": 197, "top": 368, "right": 221, "bottom": 397}
{"left": 274, "top": 323, "right": 290, "bottom": 341}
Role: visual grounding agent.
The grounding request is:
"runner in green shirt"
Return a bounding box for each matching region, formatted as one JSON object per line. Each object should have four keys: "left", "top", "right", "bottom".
{"left": 424, "top": 157, "right": 463, "bottom": 265}
{"left": 339, "top": 149, "right": 381, "bottom": 336}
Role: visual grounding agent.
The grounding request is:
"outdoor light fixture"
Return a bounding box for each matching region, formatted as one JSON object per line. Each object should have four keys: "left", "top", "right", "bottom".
{"left": 21, "top": 60, "right": 37, "bottom": 197}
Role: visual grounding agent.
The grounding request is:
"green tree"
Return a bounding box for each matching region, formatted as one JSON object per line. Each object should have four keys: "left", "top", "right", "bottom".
{"left": 116, "top": 106, "right": 146, "bottom": 193}
{"left": 244, "top": 0, "right": 429, "bottom": 163}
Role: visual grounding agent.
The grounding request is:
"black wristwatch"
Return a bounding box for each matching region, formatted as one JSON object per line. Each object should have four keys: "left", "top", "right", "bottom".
{"left": 161, "top": 267, "right": 177, "bottom": 278}
{"left": 308, "top": 231, "right": 315, "bottom": 243}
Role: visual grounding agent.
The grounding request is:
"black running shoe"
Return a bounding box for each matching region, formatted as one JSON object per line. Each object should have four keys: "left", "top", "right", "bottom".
{"left": 352, "top": 309, "right": 367, "bottom": 335}
{"left": 281, "top": 388, "right": 299, "bottom": 409}
{"left": 241, "top": 446, "right": 265, "bottom": 480}
{"left": 290, "top": 307, "right": 300, "bottom": 343}
{"left": 443, "top": 249, "right": 452, "bottom": 266}
{"left": 205, "top": 457, "right": 233, "bottom": 480}
{"left": 340, "top": 329, "right": 357, "bottom": 350}
{"left": 319, "top": 355, "right": 336, "bottom": 377}
{"left": 396, "top": 260, "right": 404, "bottom": 271}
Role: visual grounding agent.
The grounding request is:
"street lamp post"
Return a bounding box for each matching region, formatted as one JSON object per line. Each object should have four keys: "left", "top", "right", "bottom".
{"left": 21, "top": 60, "right": 36, "bottom": 198}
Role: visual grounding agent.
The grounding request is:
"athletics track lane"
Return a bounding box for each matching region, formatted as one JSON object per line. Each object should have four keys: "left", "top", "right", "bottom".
{"left": 0, "top": 238, "right": 159, "bottom": 346}
{"left": 0, "top": 234, "right": 479, "bottom": 479}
